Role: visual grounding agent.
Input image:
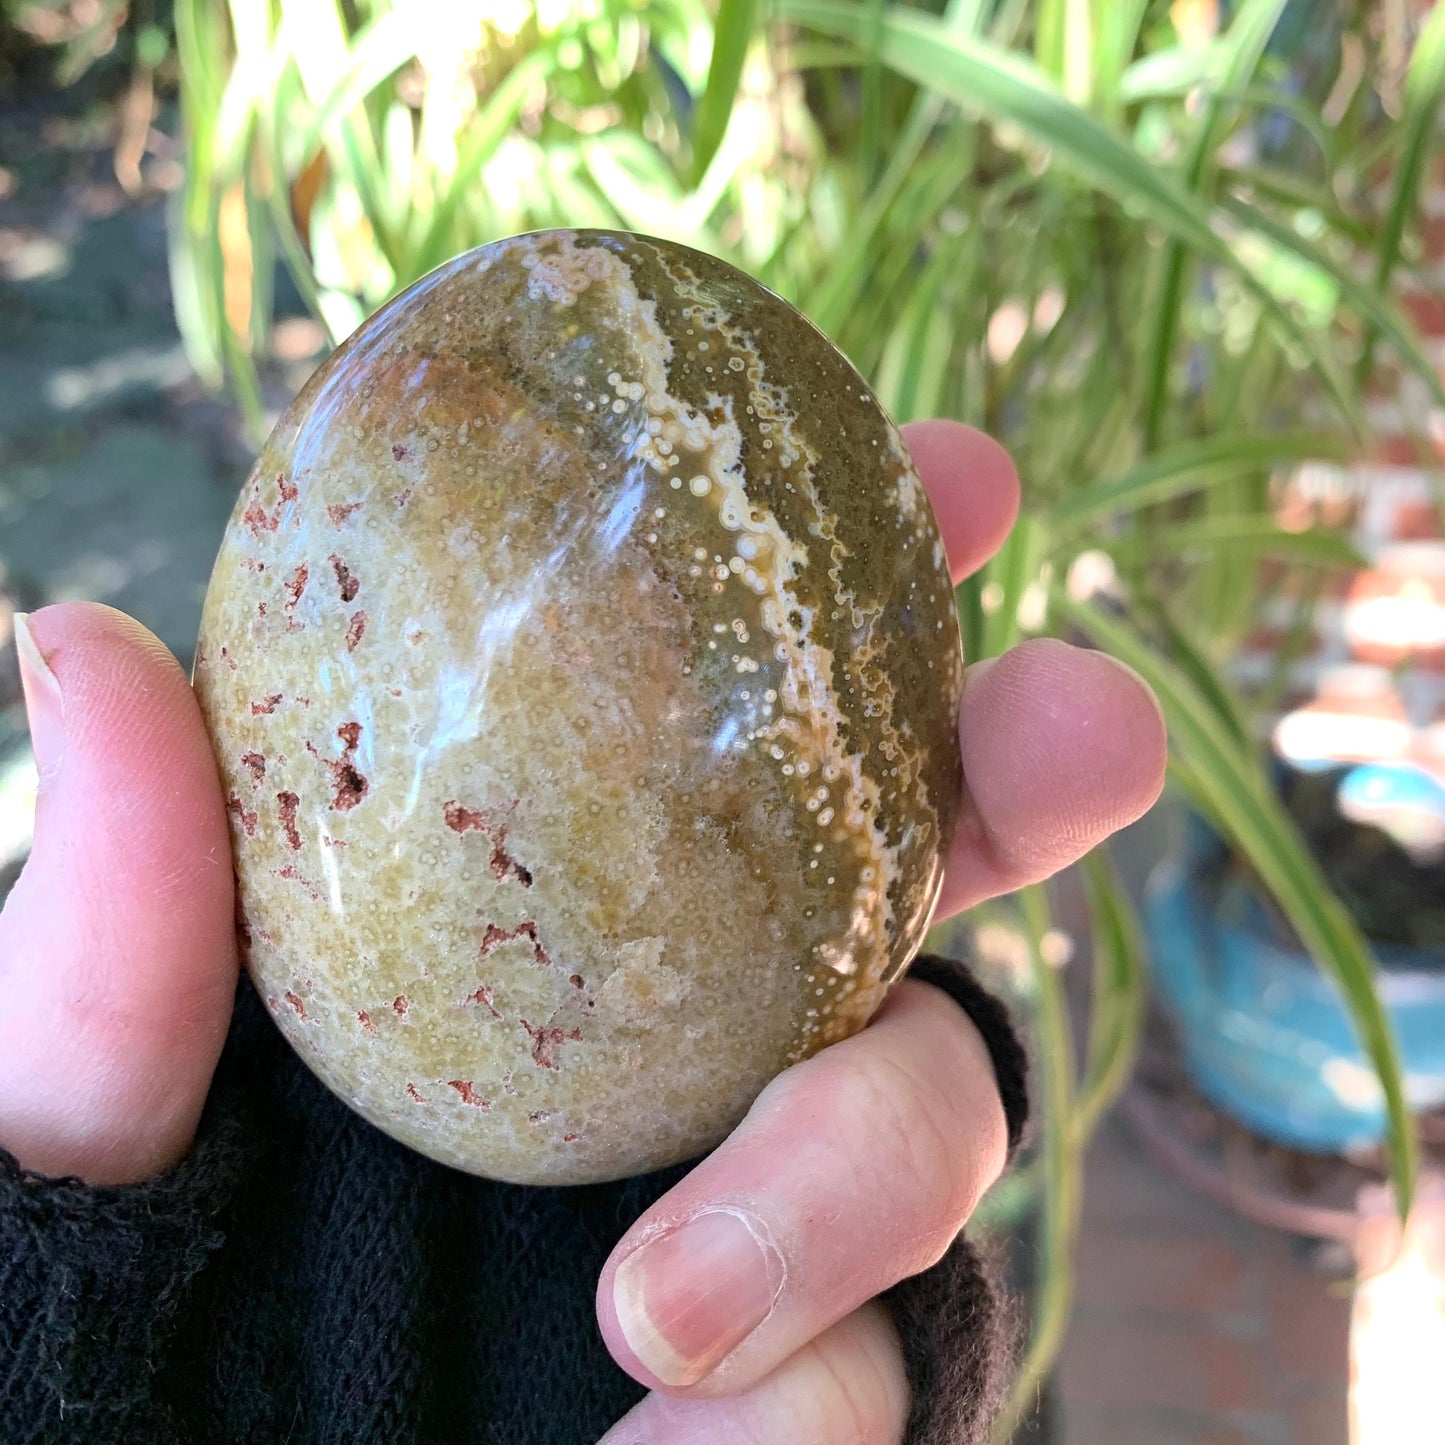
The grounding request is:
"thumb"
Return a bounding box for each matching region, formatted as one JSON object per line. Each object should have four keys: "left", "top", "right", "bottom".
{"left": 0, "top": 603, "right": 238, "bottom": 1184}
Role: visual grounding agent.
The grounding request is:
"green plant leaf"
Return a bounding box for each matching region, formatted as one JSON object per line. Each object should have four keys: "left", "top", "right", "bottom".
{"left": 778, "top": 0, "right": 1366, "bottom": 431}
{"left": 1218, "top": 191, "right": 1445, "bottom": 412}
{"left": 806, "top": 120, "right": 970, "bottom": 339}
{"left": 297, "top": 8, "right": 420, "bottom": 159}
{"left": 1090, "top": 0, "right": 1151, "bottom": 121}
{"left": 409, "top": 49, "right": 557, "bottom": 280}
{"left": 280, "top": 0, "right": 403, "bottom": 274}
{"left": 1223, "top": 163, "right": 1375, "bottom": 246}
{"left": 1141, "top": 0, "right": 1290, "bottom": 448}
{"left": 775, "top": 1, "right": 1210, "bottom": 252}
{"left": 689, "top": 0, "right": 759, "bottom": 186}
{"left": 581, "top": 134, "right": 691, "bottom": 239}
{"left": 1049, "top": 430, "right": 1349, "bottom": 534}
{"left": 1062, "top": 0, "right": 1096, "bottom": 107}
{"left": 253, "top": 73, "right": 331, "bottom": 337}
{"left": 1118, "top": 40, "right": 1223, "bottom": 102}
{"left": 992, "top": 884, "right": 1079, "bottom": 1443}
{"left": 1033, "top": 0, "right": 1066, "bottom": 91}
{"left": 166, "top": 182, "right": 223, "bottom": 389}
{"left": 874, "top": 231, "right": 973, "bottom": 421}
{"left": 1074, "top": 849, "right": 1146, "bottom": 1144}
{"left": 171, "top": 0, "right": 236, "bottom": 389}
{"left": 957, "top": 571, "right": 986, "bottom": 666}
{"left": 1151, "top": 597, "right": 1254, "bottom": 754}
{"left": 978, "top": 513, "right": 1046, "bottom": 658}
{"left": 1371, "top": 6, "right": 1445, "bottom": 323}
{"left": 858, "top": 0, "right": 889, "bottom": 184}
{"left": 1110, "top": 516, "right": 1366, "bottom": 568}
{"left": 1057, "top": 593, "right": 1419, "bottom": 1220}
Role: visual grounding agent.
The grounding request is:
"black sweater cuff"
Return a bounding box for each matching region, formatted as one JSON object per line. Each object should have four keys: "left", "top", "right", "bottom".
{"left": 907, "top": 952, "right": 1030, "bottom": 1159}
{"left": 0, "top": 955, "right": 1030, "bottom": 1445}
{"left": 0, "top": 1109, "right": 249, "bottom": 1442}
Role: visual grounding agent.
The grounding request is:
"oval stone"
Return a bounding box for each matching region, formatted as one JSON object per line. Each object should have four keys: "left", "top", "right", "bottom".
{"left": 195, "top": 230, "right": 965, "bottom": 1184}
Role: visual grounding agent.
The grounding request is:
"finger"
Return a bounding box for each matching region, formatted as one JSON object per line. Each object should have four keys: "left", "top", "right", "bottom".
{"left": 0, "top": 603, "right": 238, "bottom": 1184}
{"left": 900, "top": 419, "right": 1020, "bottom": 584}
{"left": 597, "top": 980, "right": 1006, "bottom": 1397}
{"left": 596, "top": 1303, "right": 908, "bottom": 1445}
{"left": 938, "top": 637, "right": 1167, "bottom": 919}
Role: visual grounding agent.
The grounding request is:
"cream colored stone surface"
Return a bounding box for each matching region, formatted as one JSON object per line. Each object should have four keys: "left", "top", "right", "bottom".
{"left": 196, "top": 231, "right": 964, "bottom": 1183}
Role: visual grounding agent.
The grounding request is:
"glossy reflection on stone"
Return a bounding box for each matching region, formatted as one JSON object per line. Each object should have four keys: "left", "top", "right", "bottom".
{"left": 195, "top": 230, "right": 965, "bottom": 1184}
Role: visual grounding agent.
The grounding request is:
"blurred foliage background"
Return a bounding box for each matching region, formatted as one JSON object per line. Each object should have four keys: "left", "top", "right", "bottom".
{"left": 7, "top": 0, "right": 1445, "bottom": 1434}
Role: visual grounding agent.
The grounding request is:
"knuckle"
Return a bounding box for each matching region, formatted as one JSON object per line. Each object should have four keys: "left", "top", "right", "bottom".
{"left": 809, "top": 1306, "right": 911, "bottom": 1445}
{"left": 706, "top": 1308, "right": 908, "bottom": 1445}
{"left": 806, "top": 1043, "right": 976, "bottom": 1251}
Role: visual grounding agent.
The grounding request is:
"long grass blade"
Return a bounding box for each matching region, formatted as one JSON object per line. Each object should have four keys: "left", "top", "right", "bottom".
{"left": 1058, "top": 593, "right": 1419, "bottom": 1220}
{"left": 1050, "top": 431, "right": 1348, "bottom": 533}
{"left": 689, "top": 0, "right": 759, "bottom": 185}
{"left": 410, "top": 49, "right": 557, "bottom": 279}
{"left": 1074, "top": 849, "right": 1146, "bottom": 1144}
{"left": 1109, "top": 516, "right": 1364, "bottom": 568}
{"left": 979, "top": 513, "right": 1045, "bottom": 658}
{"left": 1062, "top": 0, "right": 1095, "bottom": 107}
{"left": 992, "top": 884, "right": 1079, "bottom": 1443}
{"left": 1223, "top": 163, "right": 1374, "bottom": 246}
{"left": 858, "top": 0, "right": 889, "bottom": 185}
{"left": 778, "top": 0, "right": 1368, "bottom": 428}
{"left": 166, "top": 182, "right": 223, "bottom": 388}
{"left": 1141, "top": 0, "right": 1290, "bottom": 448}
{"left": 874, "top": 231, "right": 973, "bottom": 421}
{"left": 806, "top": 110, "right": 966, "bottom": 337}
{"left": 777, "top": 2, "right": 1218, "bottom": 254}
{"left": 803, "top": 0, "right": 990, "bottom": 337}
{"left": 298, "top": 8, "right": 419, "bottom": 158}
{"left": 171, "top": 0, "right": 232, "bottom": 388}
{"left": 1150, "top": 597, "right": 1253, "bottom": 751}
{"left": 1118, "top": 39, "right": 1222, "bottom": 103}
{"left": 1091, "top": 0, "right": 1150, "bottom": 122}
{"left": 281, "top": 0, "right": 401, "bottom": 274}
{"left": 581, "top": 134, "right": 689, "bottom": 240}
{"left": 1033, "top": 0, "right": 1065, "bottom": 88}
{"left": 1217, "top": 191, "right": 1445, "bottom": 411}
{"left": 1372, "top": 7, "right": 1445, "bottom": 309}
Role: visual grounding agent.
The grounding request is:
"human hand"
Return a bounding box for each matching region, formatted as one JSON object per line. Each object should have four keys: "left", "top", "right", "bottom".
{"left": 0, "top": 421, "right": 1165, "bottom": 1439}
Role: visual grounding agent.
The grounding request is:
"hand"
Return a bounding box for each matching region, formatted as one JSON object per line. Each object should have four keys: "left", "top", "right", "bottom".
{"left": 0, "top": 422, "right": 1165, "bottom": 1439}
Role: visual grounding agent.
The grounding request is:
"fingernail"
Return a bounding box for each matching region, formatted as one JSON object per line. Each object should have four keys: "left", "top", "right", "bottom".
{"left": 613, "top": 1209, "right": 785, "bottom": 1387}
{"left": 14, "top": 612, "right": 64, "bottom": 780}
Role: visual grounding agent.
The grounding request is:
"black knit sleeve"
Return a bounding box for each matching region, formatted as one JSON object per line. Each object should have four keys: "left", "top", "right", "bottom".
{"left": 0, "top": 1099, "right": 251, "bottom": 1444}
{"left": 0, "top": 957, "right": 1030, "bottom": 1445}
{"left": 880, "top": 952, "right": 1031, "bottom": 1445}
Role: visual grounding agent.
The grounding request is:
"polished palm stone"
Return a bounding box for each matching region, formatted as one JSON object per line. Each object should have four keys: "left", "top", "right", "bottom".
{"left": 195, "top": 229, "right": 965, "bottom": 1184}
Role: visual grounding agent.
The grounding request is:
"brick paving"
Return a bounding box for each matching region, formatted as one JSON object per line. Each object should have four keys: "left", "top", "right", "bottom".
{"left": 1057, "top": 1113, "right": 1351, "bottom": 1445}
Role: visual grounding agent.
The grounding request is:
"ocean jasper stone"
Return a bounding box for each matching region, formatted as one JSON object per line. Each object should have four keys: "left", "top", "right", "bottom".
{"left": 195, "top": 229, "right": 964, "bottom": 1185}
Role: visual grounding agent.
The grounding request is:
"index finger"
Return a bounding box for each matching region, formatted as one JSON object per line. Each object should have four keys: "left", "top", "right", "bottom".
{"left": 900, "top": 419, "right": 1021, "bottom": 584}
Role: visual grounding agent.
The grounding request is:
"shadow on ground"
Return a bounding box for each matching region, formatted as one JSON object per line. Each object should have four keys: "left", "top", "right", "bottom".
{"left": 0, "top": 79, "right": 263, "bottom": 888}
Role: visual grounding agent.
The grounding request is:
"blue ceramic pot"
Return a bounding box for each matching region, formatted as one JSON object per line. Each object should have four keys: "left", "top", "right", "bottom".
{"left": 1144, "top": 815, "right": 1445, "bottom": 1153}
